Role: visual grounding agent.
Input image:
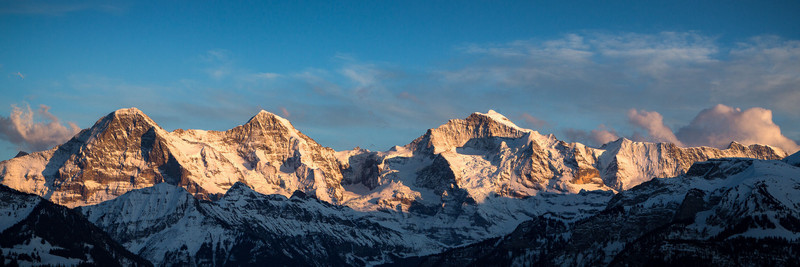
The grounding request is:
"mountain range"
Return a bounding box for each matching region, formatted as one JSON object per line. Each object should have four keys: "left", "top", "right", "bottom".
{"left": 1, "top": 108, "right": 797, "bottom": 266}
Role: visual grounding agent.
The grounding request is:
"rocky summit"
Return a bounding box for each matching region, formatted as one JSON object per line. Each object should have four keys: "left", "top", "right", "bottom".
{"left": 0, "top": 108, "right": 795, "bottom": 266}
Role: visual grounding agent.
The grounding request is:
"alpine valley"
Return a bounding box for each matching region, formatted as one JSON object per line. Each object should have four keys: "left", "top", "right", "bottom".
{"left": 1, "top": 108, "right": 798, "bottom": 266}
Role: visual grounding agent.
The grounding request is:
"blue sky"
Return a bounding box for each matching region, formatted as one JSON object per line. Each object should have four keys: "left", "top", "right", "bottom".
{"left": 1, "top": 0, "right": 800, "bottom": 159}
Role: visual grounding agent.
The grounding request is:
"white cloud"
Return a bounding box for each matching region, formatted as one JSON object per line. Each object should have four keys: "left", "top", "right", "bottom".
{"left": 615, "top": 105, "right": 799, "bottom": 153}
{"left": 676, "top": 104, "right": 799, "bottom": 153}
{"left": 627, "top": 109, "right": 683, "bottom": 146}
{"left": 590, "top": 126, "right": 621, "bottom": 146}
{"left": 561, "top": 104, "right": 799, "bottom": 153}
{"left": 0, "top": 104, "right": 81, "bottom": 152}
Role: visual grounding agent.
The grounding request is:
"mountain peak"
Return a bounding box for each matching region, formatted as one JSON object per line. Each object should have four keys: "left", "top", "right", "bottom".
{"left": 248, "top": 109, "right": 276, "bottom": 120}
{"left": 99, "top": 107, "right": 160, "bottom": 129}
{"left": 727, "top": 141, "right": 745, "bottom": 150}
{"left": 13, "top": 151, "right": 28, "bottom": 158}
{"left": 408, "top": 110, "right": 529, "bottom": 154}
{"left": 465, "top": 109, "right": 522, "bottom": 130}
{"left": 222, "top": 182, "right": 259, "bottom": 199}
{"left": 112, "top": 107, "right": 145, "bottom": 116}
{"left": 70, "top": 107, "right": 162, "bottom": 145}
{"left": 244, "top": 110, "right": 295, "bottom": 129}
{"left": 467, "top": 110, "right": 522, "bottom": 130}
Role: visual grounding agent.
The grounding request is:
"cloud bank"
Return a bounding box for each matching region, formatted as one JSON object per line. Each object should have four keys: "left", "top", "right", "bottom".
{"left": 0, "top": 104, "right": 81, "bottom": 152}
{"left": 577, "top": 104, "right": 799, "bottom": 153}
{"left": 675, "top": 104, "right": 799, "bottom": 153}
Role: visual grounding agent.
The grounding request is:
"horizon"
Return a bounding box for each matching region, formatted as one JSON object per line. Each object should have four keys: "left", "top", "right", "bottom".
{"left": 2, "top": 1, "right": 800, "bottom": 159}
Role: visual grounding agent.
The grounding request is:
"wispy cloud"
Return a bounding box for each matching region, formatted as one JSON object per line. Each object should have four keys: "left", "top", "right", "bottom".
{"left": 202, "top": 49, "right": 233, "bottom": 80}
{"left": 199, "top": 49, "right": 285, "bottom": 85}
{"left": 396, "top": 91, "right": 421, "bottom": 104}
{"left": 452, "top": 32, "right": 799, "bottom": 115}
{"left": 0, "top": 104, "right": 81, "bottom": 152}
{"left": 279, "top": 107, "right": 290, "bottom": 118}
{"left": 563, "top": 125, "right": 619, "bottom": 147}
{"left": 12, "top": 72, "right": 24, "bottom": 79}
{"left": 252, "top": 72, "right": 281, "bottom": 80}
{"left": 520, "top": 113, "right": 548, "bottom": 129}
{"left": 446, "top": 32, "right": 800, "bottom": 142}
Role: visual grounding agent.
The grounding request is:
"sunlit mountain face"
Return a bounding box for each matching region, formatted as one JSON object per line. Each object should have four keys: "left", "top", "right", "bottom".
{"left": 2, "top": 1, "right": 799, "bottom": 266}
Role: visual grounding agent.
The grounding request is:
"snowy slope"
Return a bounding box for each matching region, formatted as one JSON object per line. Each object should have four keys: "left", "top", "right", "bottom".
{"left": 0, "top": 185, "right": 150, "bottom": 266}
{"left": 415, "top": 157, "right": 800, "bottom": 266}
{"left": 784, "top": 150, "right": 800, "bottom": 167}
{"left": 77, "top": 181, "right": 611, "bottom": 266}
{"left": 79, "top": 182, "right": 441, "bottom": 266}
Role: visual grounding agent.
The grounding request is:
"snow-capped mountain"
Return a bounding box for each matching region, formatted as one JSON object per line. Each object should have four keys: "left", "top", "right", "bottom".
{"left": 74, "top": 180, "right": 612, "bottom": 265}
{"left": 0, "top": 108, "right": 791, "bottom": 265}
{"left": 0, "top": 185, "right": 151, "bottom": 266}
{"left": 0, "top": 108, "right": 346, "bottom": 207}
{"left": 412, "top": 154, "right": 800, "bottom": 266}
{"left": 338, "top": 110, "right": 785, "bottom": 212}
{"left": 0, "top": 108, "right": 784, "bottom": 209}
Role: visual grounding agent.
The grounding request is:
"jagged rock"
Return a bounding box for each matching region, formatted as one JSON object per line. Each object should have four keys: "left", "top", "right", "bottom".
{"left": 0, "top": 108, "right": 346, "bottom": 207}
